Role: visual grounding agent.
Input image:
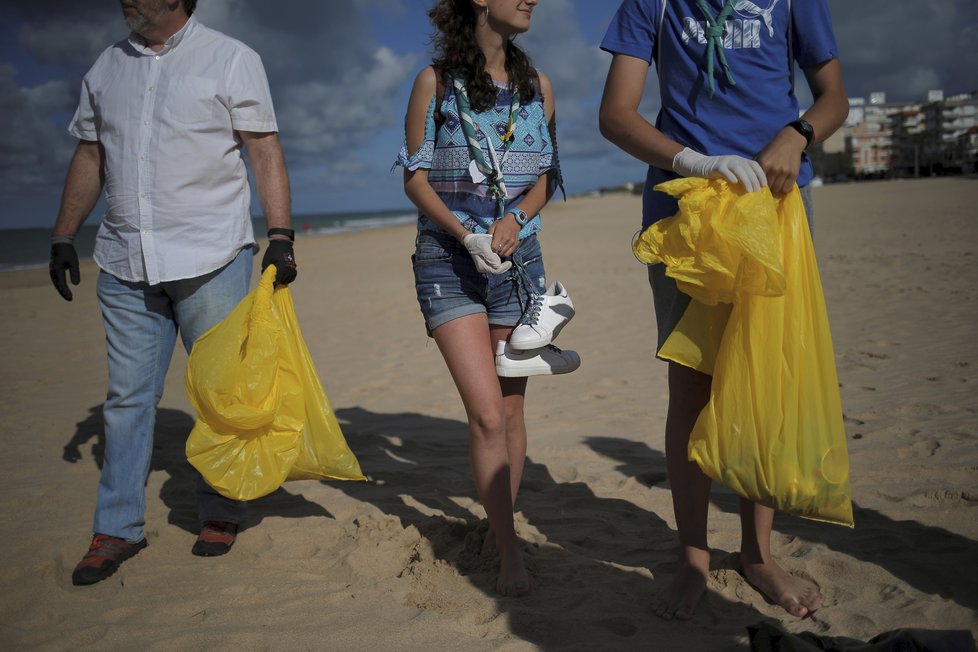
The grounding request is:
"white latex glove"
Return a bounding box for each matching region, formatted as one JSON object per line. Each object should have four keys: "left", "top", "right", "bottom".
{"left": 672, "top": 147, "right": 768, "bottom": 193}
{"left": 462, "top": 233, "right": 512, "bottom": 275}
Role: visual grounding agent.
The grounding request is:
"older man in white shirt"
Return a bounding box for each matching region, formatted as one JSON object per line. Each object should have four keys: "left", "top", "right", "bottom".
{"left": 48, "top": 0, "right": 297, "bottom": 586}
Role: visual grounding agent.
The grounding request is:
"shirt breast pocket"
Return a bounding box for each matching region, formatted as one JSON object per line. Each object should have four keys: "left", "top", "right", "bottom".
{"left": 164, "top": 75, "right": 218, "bottom": 125}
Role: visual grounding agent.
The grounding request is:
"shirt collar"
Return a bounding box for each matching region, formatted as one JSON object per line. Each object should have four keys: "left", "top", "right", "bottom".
{"left": 128, "top": 15, "right": 197, "bottom": 56}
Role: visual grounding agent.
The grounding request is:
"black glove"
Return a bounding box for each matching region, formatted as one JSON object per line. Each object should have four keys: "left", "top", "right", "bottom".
{"left": 261, "top": 238, "right": 297, "bottom": 286}
{"left": 50, "top": 242, "right": 81, "bottom": 301}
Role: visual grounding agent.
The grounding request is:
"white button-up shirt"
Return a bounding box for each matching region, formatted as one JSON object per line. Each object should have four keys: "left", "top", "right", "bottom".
{"left": 69, "top": 17, "right": 278, "bottom": 284}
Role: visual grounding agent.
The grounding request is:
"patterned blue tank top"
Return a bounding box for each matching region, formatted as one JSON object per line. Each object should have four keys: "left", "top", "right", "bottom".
{"left": 396, "top": 72, "right": 563, "bottom": 238}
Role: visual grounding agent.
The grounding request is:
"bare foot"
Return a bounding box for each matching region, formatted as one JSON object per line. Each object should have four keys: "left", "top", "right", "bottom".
{"left": 650, "top": 564, "right": 708, "bottom": 620}
{"left": 742, "top": 559, "right": 822, "bottom": 618}
{"left": 495, "top": 543, "right": 530, "bottom": 597}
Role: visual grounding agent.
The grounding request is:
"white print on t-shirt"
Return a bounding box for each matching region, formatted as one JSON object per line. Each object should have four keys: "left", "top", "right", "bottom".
{"left": 735, "top": 0, "right": 780, "bottom": 37}
{"left": 680, "top": 0, "right": 781, "bottom": 48}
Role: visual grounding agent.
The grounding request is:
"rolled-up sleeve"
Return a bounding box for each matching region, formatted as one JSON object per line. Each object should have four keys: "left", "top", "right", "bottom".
{"left": 226, "top": 49, "right": 278, "bottom": 133}
{"left": 68, "top": 77, "right": 98, "bottom": 141}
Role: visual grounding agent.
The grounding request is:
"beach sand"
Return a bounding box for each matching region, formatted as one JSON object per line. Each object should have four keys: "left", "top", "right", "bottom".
{"left": 1, "top": 178, "right": 976, "bottom": 650}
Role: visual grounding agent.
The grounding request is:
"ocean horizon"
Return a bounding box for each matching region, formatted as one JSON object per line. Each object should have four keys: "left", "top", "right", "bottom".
{"left": 0, "top": 207, "right": 417, "bottom": 272}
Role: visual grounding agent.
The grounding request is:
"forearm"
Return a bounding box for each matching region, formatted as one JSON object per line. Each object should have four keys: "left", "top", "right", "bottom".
{"left": 53, "top": 141, "right": 104, "bottom": 236}
{"left": 243, "top": 133, "right": 292, "bottom": 232}
{"left": 800, "top": 92, "right": 848, "bottom": 147}
{"left": 599, "top": 106, "right": 684, "bottom": 171}
{"left": 801, "top": 59, "right": 849, "bottom": 146}
{"left": 404, "top": 170, "right": 469, "bottom": 241}
{"left": 510, "top": 171, "right": 555, "bottom": 219}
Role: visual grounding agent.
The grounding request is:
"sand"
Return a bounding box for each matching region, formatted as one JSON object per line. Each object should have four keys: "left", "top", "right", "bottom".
{"left": 0, "top": 177, "right": 976, "bottom": 651}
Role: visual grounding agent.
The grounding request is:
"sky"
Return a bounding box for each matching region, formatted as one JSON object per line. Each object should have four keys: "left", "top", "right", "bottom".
{"left": 1, "top": 0, "right": 976, "bottom": 229}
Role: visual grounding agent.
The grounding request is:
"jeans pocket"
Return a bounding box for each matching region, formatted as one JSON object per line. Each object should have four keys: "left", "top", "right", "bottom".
{"left": 413, "top": 234, "right": 455, "bottom": 265}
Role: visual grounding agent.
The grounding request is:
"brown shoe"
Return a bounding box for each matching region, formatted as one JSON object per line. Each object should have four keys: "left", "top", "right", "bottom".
{"left": 192, "top": 520, "right": 238, "bottom": 557}
{"left": 72, "top": 534, "right": 147, "bottom": 586}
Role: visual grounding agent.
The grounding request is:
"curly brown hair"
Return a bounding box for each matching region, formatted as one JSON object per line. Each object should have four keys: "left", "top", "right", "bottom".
{"left": 428, "top": 0, "right": 537, "bottom": 112}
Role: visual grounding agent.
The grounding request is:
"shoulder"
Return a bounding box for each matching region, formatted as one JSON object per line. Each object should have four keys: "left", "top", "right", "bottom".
{"left": 410, "top": 65, "right": 439, "bottom": 99}
{"left": 616, "top": 0, "right": 663, "bottom": 24}
{"left": 415, "top": 65, "right": 438, "bottom": 88}
{"left": 193, "top": 22, "right": 262, "bottom": 61}
{"left": 83, "top": 40, "right": 127, "bottom": 82}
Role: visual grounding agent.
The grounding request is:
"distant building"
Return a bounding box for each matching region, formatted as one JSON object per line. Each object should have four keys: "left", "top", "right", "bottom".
{"left": 807, "top": 90, "right": 978, "bottom": 180}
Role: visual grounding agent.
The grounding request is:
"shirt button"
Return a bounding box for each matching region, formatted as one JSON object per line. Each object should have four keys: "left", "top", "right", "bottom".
{"left": 140, "top": 192, "right": 146, "bottom": 198}
{"left": 143, "top": 120, "right": 149, "bottom": 126}
{"left": 154, "top": 55, "right": 160, "bottom": 60}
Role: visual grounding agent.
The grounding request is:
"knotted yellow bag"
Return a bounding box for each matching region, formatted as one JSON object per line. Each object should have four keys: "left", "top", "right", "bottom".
{"left": 185, "top": 265, "right": 365, "bottom": 500}
{"left": 634, "top": 178, "right": 853, "bottom": 526}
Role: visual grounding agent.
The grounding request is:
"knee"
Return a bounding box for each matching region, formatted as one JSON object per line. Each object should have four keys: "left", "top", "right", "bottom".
{"left": 468, "top": 407, "right": 507, "bottom": 441}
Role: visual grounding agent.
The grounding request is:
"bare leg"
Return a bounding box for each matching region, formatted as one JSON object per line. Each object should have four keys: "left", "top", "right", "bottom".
{"left": 740, "top": 501, "right": 823, "bottom": 617}
{"left": 490, "top": 325, "right": 528, "bottom": 506}
{"left": 433, "top": 315, "right": 529, "bottom": 596}
{"left": 479, "top": 326, "right": 528, "bottom": 561}
{"left": 651, "top": 362, "right": 713, "bottom": 620}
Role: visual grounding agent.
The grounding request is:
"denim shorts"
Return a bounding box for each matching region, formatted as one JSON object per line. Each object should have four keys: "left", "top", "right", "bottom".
{"left": 648, "top": 184, "right": 815, "bottom": 356}
{"left": 412, "top": 230, "right": 546, "bottom": 335}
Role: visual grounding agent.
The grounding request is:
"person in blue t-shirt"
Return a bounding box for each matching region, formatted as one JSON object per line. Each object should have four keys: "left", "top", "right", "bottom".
{"left": 599, "top": 0, "right": 849, "bottom": 620}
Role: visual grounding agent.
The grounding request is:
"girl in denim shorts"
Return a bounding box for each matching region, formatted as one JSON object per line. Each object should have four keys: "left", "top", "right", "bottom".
{"left": 395, "top": 0, "right": 565, "bottom": 596}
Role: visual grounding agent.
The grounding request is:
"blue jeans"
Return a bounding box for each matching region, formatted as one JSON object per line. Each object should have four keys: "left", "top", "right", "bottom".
{"left": 94, "top": 247, "right": 253, "bottom": 542}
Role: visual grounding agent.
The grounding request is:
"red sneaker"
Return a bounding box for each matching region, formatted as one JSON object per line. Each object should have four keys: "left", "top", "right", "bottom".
{"left": 192, "top": 520, "right": 238, "bottom": 557}
{"left": 72, "top": 534, "right": 147, "bottom": 586}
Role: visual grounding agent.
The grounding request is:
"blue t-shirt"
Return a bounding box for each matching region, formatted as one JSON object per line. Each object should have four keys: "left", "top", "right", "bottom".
{"left": 601, "top": 0, "right": 838, "bottom": 226}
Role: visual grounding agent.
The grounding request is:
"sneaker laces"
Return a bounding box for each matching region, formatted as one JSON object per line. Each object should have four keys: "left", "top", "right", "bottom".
{"left": 519, "top": 293, "right": 545, "bottom": 326}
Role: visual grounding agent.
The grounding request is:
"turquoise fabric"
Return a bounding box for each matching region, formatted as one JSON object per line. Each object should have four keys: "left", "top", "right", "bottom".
{"left": 396, "top": 74, "right": 563, "bottom": 239}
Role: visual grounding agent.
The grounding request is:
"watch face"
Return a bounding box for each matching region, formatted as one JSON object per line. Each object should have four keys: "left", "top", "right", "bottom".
{"left": 792, "top": 120, "right": 814, "bottom": 146}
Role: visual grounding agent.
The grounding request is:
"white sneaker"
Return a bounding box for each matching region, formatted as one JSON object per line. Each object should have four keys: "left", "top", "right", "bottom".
{"left": 509, "top": 281, "right": 575, "bottom": 351}
{"left": 495, "top": 340, "right": 581, "bottom": 378}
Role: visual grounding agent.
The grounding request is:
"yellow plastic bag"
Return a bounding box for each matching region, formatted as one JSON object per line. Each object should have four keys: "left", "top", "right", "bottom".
{"left": 634, "top": 178, "right": 853, "bottom": 526}
{"left": 185, "top": 265, "right": 365, "bottom": 500}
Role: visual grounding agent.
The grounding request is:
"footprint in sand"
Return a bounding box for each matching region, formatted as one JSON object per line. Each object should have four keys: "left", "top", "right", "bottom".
{"left": 896, "top": 439, "right": 940, "bottom": 459}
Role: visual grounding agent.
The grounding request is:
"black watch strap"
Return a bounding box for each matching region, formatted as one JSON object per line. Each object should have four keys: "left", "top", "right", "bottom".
{"left": 267, "top": 228, "right": 295, "bottom": 241}
{"left": 788, "top": 119, "right": 814, "bottom": 149}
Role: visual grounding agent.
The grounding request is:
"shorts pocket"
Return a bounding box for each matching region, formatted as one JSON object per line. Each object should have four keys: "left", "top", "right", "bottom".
{"left": 413, "top": 235, "right": 455, "bottom": 265}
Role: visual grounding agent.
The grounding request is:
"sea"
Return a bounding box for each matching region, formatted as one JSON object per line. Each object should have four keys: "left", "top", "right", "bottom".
{"left": 0, "top": 208, "right": 418, "bottom": 272}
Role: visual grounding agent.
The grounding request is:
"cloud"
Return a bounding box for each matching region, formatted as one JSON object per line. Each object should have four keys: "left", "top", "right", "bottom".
{"left": 829, "top": 0, "right": 978, "bottom": 101}
{"left": 0, "top": 65, "right": 77, "bottom": 195}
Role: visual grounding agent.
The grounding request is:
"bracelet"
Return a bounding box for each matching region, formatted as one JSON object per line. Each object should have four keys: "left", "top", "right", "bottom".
{"left": 267, "top": 228, "right": 295, "bottom": 241}
{"left": 506, "top": 208, "right": 529, "bottom": 227}
{"left": 51, "top": 234, "right": 76, "bottom": 245}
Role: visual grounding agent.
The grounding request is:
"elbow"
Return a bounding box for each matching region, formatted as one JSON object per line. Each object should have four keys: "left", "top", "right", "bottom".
{"left": 838, "top": 96, "right": 850, "bottom": 125}
{"left": 598, "top": 105, "right": 617, "bottom": 143}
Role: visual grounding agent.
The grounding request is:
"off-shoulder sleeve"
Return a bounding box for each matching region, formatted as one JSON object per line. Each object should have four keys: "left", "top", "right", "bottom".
{"left": 394, "top": 95, "right": 437, "bottom": 171}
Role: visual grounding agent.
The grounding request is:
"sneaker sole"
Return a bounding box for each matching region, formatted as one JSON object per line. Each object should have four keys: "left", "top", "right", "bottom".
{"left": 495, "top": 358, "right": 581, "bottom": 377}
{"left": 508, "top": 311, "right": 574, "bottom": 352}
